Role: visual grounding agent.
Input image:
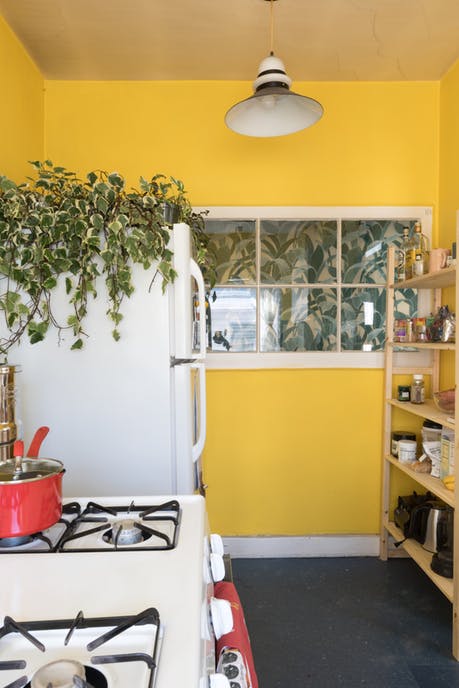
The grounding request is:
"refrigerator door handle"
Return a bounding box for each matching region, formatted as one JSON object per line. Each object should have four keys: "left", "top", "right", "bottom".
{"left": 170, "top": 357, "right": 197, "bottom": 367}
{"left": 191, "top": 360, "right": 206, "bottom": 463}
{"left": 190, "top": 258, "right": 206, "bottom": 361}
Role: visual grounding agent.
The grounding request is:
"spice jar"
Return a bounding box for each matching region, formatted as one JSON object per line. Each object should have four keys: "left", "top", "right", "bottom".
{"left": 411, "top": 374, "right": 425, "bottom": 404}
{"left": 397, "top": 385, "right": 411, "bottom": 402}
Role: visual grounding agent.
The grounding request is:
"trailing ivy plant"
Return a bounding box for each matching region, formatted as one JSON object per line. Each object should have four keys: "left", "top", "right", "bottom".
{"left": 0, "top": 161, "right": 209, "bottom": 356}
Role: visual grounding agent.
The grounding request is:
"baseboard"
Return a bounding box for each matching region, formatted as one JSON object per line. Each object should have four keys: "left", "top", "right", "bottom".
{"left": 222, "top": 535, "right": 379, "bottom": 558}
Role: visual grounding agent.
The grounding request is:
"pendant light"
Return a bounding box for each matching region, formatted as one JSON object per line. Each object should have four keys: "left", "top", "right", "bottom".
{"left": 224, "top": 0, "right": 323, "bottom": 137}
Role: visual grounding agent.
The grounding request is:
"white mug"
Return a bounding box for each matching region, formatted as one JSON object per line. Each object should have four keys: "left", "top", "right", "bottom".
{"left": 429, "top": 248, "right": 450, "bottom": 273}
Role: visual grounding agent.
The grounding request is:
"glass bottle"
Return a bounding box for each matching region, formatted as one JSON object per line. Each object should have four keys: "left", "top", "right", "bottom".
{"left": 404, "top": 222, "right": 429, "bottom": 279}
{"left": 396, "top": 227, "right": 411, "bottom": 282}
{"left": 411, "top": 374, "right": 425, "bottom": 404}
{"left": 412, "top": 222, "right": 429, "bottom": 277}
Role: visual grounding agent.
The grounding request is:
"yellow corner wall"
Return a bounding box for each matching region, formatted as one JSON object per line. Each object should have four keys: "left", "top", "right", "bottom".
{"left": 41, "top": 79, "right": 440, "bottom": 535}
{"left": 0, "top": 16, "right": 44, "bottom": 180}
{"left": 439, "top": 59, "right": 459, "bottom": 245}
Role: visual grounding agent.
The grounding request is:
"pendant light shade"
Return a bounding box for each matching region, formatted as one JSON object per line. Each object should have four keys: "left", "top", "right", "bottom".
{"left": 225, "top": 54, "right": 323, "bottom": 137}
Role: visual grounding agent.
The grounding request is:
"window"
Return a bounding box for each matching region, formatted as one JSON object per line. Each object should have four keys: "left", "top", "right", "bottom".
{"left": 198, "top": 207, "right": 432, "bottom": 369}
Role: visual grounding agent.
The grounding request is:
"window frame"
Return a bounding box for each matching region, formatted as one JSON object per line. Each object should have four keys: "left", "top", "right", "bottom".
{"left": 194, "top": 206, "right": 433, "bottom": 370}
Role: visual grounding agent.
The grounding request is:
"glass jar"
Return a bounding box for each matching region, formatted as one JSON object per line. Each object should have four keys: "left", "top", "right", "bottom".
{"left": 411, "top": 374, "right": 425, "bottom": 404}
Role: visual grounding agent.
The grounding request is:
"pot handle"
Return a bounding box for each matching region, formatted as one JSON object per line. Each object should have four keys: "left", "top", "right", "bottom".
{"left": 26, "top": 426, "right": 50, "bottom": 458}
{"left": 13, "top": 439, "right": 24, "bottom": 472}
{"left": 13, "top": 439, "right": 24, "bottom": 458}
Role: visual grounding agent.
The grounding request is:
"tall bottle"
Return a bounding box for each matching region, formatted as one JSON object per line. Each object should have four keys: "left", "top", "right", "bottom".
{"left": 405, "top": 221, "right": 429, "bottom": 278}
{"left": 396, "top": 226, "right": 411, "bottom": 281}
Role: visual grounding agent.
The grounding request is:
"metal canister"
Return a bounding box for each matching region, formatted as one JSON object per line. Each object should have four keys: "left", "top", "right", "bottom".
{"left": 0, "top": 365, "right": 19, "bottom": 461}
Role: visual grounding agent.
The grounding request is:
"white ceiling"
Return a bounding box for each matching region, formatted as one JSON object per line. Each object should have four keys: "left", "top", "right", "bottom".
{"left": 1, "top": 0, "right": 459, "bottom": 82}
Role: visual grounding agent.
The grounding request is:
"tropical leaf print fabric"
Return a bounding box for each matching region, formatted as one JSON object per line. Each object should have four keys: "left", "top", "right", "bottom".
{"left": 204, "top": 217, "right": 417, "bottom": 352}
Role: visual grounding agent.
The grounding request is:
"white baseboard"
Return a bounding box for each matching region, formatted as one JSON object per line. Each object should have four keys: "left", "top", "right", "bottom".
{"left": 223, "top": 535, "right": 379, "bottom": 558}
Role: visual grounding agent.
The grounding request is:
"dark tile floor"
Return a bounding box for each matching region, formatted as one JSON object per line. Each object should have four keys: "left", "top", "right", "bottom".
{"left": 231, "top": 557, "right": 459, "bottom": 688}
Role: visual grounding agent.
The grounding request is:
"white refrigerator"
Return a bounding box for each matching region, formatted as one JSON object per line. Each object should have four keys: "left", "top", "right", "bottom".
{"left": 7, "top": 223, "right": 207, "bottom": 497}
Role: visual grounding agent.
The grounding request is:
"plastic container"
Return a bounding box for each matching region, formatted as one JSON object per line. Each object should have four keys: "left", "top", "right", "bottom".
{"left": 391, "top": 430, "right": 416, "bottom": 457}
{"left": 421, "top": 419, "right": 442, "bottom": 477}
{"left": 398, "top": 439, "right": 417, "bottom": 464}
{"left": 411, "top": 374, "right": 425, "bottom": 404}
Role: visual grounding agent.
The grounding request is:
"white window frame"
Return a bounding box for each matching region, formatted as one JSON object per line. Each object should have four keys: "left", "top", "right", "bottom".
{"left": 194, "top": 206, "right": 433, "bottom": 370}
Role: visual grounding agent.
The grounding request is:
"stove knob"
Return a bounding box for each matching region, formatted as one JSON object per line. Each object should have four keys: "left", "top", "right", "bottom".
{"left": 207, "top": 673, "right": 231, "bottom": 687}
{"left": 210, "top": 533, "right": 224, "bottom": 555}
{"left": 210, "top": 597, "right": 233, "bottom": 640}
{"left": 210, "top": 552, "right": 225, "bottom": 582}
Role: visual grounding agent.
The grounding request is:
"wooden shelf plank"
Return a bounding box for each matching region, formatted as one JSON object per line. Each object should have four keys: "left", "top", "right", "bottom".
{"left": 385, "top": 454, "right": 455, "bottom": 507}
{"left": 389, "top": 342, "right": 456, "bottom": 351}
{"left": 385, "top": 520, "right": 453, "bottom": 602}
{"left": 388, "top": 398, "right": 455, "bottom": 429}
{"left": 390, "top": 265, "right": 456, "bottom": 290}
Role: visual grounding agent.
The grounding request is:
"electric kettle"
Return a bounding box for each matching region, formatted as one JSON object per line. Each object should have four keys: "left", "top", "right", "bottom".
{"left": 422, "top": 504, "right": 452, "bottom": 553}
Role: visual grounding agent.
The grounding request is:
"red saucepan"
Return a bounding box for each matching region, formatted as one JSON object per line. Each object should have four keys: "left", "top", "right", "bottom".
{"left": 0, "top": 428, "right": 64, "bottom": 539}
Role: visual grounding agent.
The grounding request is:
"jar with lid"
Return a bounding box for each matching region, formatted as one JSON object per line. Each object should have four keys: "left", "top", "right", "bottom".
{"left": 411, "top": 374, "right": 425, "bottom": 404}
{"left": 391, "top": 430, "right": 416, "bottom": 457}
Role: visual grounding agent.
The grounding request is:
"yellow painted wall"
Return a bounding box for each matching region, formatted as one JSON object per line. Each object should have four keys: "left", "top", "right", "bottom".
{"left": 42, "top": 79, "right": 439, "bottom": 535}
{"left": 439, "top": 59, "right": 459, "bottom": 245}
{"left": 43, "top": 80, "right": 438, "bottom": 206}
{"left": 437, "top": 59, "right": 459, "bottom": 389}
{"left": 0, "top": 16, "right": 43, "bottom": 180}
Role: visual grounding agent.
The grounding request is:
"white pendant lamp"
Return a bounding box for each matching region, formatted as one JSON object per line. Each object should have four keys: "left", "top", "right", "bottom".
{"left": 225, "top": 0, "right": 323, "bottom": 137}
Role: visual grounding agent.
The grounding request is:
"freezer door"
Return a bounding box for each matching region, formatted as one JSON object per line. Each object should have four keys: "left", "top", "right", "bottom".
{"left": 170, "top": 224, "right": 206, "bottom": 361}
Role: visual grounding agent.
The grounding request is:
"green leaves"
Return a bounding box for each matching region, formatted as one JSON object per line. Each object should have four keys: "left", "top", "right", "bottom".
{"left": 27, "top": 320, "right": 49, "bottom": 345}
{"left": 0, "top": 160, "right": 209, "bottom": 353}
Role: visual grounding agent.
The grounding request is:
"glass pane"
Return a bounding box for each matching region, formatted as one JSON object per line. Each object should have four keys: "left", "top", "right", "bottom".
{"left": 341, "top": 287, "right": 386, "bottom": 351}
{"left": 204, "top": 220, "right": 256, "bottom": 285}
{"left": 394, "top": 288, "right": 419, "bottom": 320}
{"left": 342, "top": 219, "right": 417, "bottom": 284}
{"left": 260, "top": 220, "right": 337, "bottom": 284}
{"left": 208, "top": 287, "right": 256, "bottom": 352}
{"left": 260, "top": 287, "right": 337, "bottom": 352}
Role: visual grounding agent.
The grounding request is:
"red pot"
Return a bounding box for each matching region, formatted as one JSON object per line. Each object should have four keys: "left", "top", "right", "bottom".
{"left": 0, "top": 455, "right": 64, "bottom": 538}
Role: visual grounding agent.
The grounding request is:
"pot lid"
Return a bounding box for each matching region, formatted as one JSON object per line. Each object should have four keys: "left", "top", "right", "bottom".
{"left": 0, "top": 457, "right": 63, "bottom": 484}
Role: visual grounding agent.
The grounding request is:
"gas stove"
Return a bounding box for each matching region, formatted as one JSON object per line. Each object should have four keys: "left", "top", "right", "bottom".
{"left": 0, "top": 496, "right": 231, "bottom": 688}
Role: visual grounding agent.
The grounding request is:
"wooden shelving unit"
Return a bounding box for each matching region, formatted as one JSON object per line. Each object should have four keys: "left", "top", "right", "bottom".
{"left": 380, "top": 245, "right": 459, "bottom": 658}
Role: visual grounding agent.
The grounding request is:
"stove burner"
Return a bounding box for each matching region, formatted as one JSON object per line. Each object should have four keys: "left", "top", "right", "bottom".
{"left": 0, "top": 535, "right": 33, "bottom": 548}
{"left": 0, "top": 503, "right": 82, "bottom": 555}
{"left": 58, "top": 499, "right": 181, "bottom": 552}
{"left": 102, "top": 519, "right": 145, "bottom": 546}
{"left": 23, "top": 664, "right": 107, "bottom": 688}
{"left": 31, "top": 659, "right": 85, "bottom": 687}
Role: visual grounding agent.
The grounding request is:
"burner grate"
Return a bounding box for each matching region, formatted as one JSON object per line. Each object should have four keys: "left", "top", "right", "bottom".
{"left": 57, "top": 500, "right": 181, "bottom": 552}
{"left": 0, "top": 608, "right": 160, "bottom": 688}
{"left": 0, "top": 503, "right": 82, "bottom": 554}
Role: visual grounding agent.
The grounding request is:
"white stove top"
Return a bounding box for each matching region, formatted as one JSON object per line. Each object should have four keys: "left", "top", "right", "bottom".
{"left": 0, "top": 495, "right": 213, "bottom": 688}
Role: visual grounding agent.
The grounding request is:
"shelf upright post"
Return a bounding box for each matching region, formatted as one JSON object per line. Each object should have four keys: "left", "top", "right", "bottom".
{"left": 453, "top": 210, "right": 459, "bottom": 659}
{"left": 380, "top": 246, "right": 396, "bottom": 561}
